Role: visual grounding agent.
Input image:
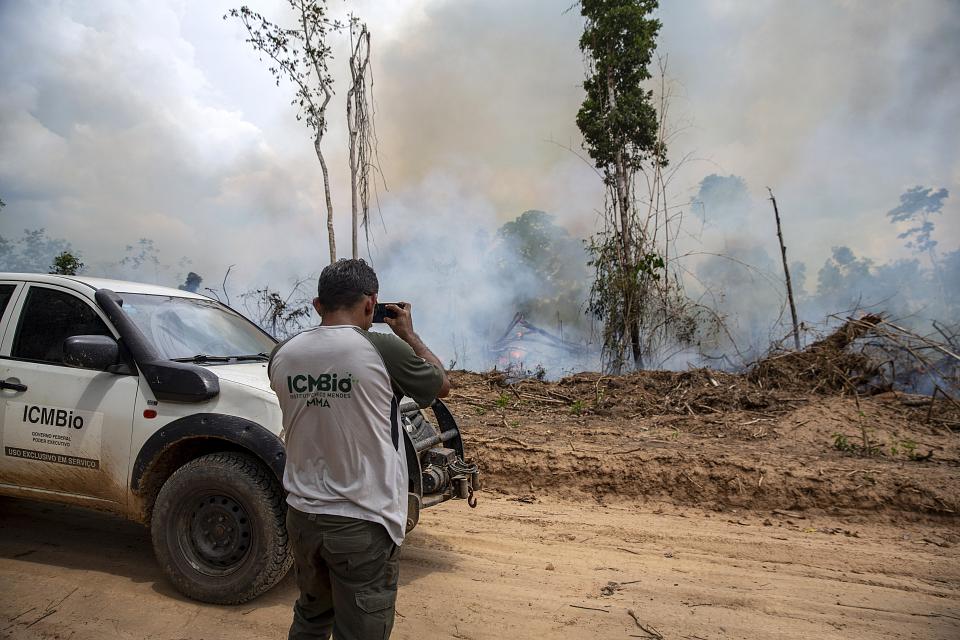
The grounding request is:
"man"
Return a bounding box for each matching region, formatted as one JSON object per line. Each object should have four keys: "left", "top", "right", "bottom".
{"left": 269, "top": 258, "right": 450, "bottom": 640}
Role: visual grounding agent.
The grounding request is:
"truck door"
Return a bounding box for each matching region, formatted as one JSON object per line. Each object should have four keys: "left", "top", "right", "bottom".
{"left": 0, "top": 283, "right": 139, "bottom": 507}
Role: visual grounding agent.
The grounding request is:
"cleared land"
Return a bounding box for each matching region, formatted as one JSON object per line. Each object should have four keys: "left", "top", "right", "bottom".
{"left": 448, "top": 369, "right": 959, "bottom": 516}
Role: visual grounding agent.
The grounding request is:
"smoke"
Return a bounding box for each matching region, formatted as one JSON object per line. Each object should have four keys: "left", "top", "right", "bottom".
{"left": 0, "top": 0, "right": 957, "bottom": 374}
{"left": 366, "top": 173, "right": 595, "bottom": 373}
{"left": 688, "top": 173, "right": 958, "bottom": 366}
{"left": 657, "top": 0, "right": 960, "bottom": 268}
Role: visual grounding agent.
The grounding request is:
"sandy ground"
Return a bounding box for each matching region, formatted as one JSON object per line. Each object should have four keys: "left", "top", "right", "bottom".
{"left": 1, "top": 494, "right": 957, "bottom": 640}
{"left": 2, "top": 362, "right": 958, "bottom": 639}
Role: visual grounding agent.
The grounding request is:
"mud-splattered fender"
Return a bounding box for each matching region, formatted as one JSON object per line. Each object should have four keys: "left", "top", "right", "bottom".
{"left": 130, "top": 413, "right": 285, "bottom": 493}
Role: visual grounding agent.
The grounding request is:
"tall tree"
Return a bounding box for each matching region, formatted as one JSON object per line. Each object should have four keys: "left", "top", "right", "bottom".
{"left": 228, "top": 2, "right": 341, "bottom": 263}
{"left": 577, "top": 0, "right": 666, "bottom": 370}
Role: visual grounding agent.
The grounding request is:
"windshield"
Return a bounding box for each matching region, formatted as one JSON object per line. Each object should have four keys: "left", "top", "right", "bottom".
{"left": 119, "top": 293, "right": 276, "bottom": 361}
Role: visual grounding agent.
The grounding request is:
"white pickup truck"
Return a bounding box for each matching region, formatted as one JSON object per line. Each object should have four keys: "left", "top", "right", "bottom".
{"left": 0, "top": 274, "right": 478, "bottom": 604}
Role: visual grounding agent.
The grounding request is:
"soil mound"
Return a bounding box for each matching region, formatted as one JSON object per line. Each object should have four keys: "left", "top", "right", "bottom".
{"left": 444, "top": 355, "right": 959, "bottom": 521}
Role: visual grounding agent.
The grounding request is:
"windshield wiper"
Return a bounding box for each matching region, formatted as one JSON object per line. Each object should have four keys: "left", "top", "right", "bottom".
{"left": 228, "top": 353, "right": 271, "bottom": 362}
{"left": 171, "top": 354, "right": 232, "bottom": 363}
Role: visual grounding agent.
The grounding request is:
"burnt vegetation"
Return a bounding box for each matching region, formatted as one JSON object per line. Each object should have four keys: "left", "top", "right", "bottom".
{"left": 444, "top": 319, "right": 959, "bottom": 517}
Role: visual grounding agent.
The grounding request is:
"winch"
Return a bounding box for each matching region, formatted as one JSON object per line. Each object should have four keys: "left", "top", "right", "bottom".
{"left": 400, "top": 399, "right": 480, "bottom": 532}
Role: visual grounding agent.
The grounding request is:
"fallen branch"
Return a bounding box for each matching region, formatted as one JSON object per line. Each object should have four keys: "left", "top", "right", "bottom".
{"left": 627, "top": 609, "right": 664, "bottom": 639}
{"left": 518, "top": 392, "right": 568, "bottom": 405}
{"left": 879, "top": 320, "right": 960, "bottom": 362}
{"left": 7, "top": 607, "right": 36, "bottom": 623}
{"left": 570, "top": 604, "right": 610, "bottom": 613}
{"left": 476, "top": 436, "right": 533, "bottom": 448}
{"left": 25, "top": 610, "right": 57, "bottom": 629}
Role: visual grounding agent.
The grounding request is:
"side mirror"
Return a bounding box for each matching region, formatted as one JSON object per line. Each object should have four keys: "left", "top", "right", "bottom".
{"left": 63, "top": 335, "right": 121, "bottom": 371}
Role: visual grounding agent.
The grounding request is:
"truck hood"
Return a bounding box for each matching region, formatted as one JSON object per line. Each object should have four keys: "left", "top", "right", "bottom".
{"left": 207, "top": 362, "right": 274, "bottom": 395}
{"left": 196, "top": 361, "right": 284, "bottom": 438}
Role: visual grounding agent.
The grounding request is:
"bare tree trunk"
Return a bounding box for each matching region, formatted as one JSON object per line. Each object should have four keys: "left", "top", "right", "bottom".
{"left": 315, "top": 134, "right": 336, "bottom": 264}
{"left": 605, "top": 70, "right": 639, "bottom": 370}
{"left": 347, "top": 22, "right": 358, "bottom": 260}
{"left": 347, "top": 93, "right": 358, "bottom": 259}
{"left": 606, "top": 76, "right": 632, "bottom": 269}
{"left": 299, "top": 3, "right": 337, "bottom": 264}
{"left": 767, "top": 188, "right": 800, "bottom": 350}
{"left": 630, "top": 322, "right": 643, "bottom": 369}
{"left": 347, "top": 20, "right": 372, "bottom": 260}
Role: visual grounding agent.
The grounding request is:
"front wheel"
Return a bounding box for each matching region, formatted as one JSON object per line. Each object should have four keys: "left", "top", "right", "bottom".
{"left": 151, "top": 452, "right": 292, "bottom": 604}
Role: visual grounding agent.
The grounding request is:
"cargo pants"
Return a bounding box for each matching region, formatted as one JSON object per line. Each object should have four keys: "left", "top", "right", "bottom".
{"left": 286, "top": 507, "right": 401, "bottom": 640}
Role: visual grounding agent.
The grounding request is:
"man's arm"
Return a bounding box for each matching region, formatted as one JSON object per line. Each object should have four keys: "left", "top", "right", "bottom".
{"left": 384, "top": 303, "right": 451, "bottom": 398}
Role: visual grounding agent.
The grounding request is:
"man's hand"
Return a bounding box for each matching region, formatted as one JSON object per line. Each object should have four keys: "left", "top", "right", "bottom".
{"left": 384, "top": 302, "right": 450, "bottom": 398}
{"left": 383, "top": 303, "right": 415, "bottom": 342}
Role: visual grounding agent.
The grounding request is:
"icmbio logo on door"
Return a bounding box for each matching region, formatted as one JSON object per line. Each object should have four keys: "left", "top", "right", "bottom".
{"left": 3, "top": 401, "right": 103, "bottom": 468}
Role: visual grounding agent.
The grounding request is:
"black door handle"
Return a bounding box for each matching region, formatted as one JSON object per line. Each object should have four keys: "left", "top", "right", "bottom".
{"left": 0, "top": 380, "right": 27, "bottom": 392}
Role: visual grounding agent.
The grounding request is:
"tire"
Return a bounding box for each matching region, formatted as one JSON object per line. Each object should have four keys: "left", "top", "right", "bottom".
{"left": 150, "top": 452, "right": 292, "bottom": 604}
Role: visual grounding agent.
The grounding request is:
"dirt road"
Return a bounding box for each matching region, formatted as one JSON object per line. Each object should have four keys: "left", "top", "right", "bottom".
{"left": 1, "top": 494, "right": 957, "bottom": 640}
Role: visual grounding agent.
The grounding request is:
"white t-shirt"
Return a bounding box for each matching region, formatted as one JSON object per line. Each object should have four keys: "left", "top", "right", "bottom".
{"left": 268, "top": 325, "right": 443, "bottom": 545}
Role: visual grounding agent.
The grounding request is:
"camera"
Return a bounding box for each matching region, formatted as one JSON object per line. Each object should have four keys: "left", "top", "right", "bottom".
{"left": 373, "top": 302, "right": 405, "bottom": 323}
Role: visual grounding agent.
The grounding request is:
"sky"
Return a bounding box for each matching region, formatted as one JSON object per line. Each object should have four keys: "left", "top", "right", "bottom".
{"left": 0, "top": 0, "right": 957, "bottom": 352}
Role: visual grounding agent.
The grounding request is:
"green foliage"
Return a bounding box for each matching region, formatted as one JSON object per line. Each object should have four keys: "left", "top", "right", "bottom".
{"left": 837, "top": 432, "right": 931, "bottom": 461}
{"left": 495, "top": 393, "right": 511, "bottom": 409}
{"left": 832, "top": 430, "right": 882, "bottom": 458}
{"left": 833, "top": 432, "right": 852, "bottom": 452}
{"left": 226, "top": 3, "right": 339, "bottom": 136}
{"left": 577, "top": 0, "right": 664, "bottom": 176}
{"left": 890, "top": 439, "right": 930, "bottom": 461}
{"left": 586, "top": 234, "right": 664, "bottom": 327}
{"left": 570, "top": 399, "right": 585, "bottom": 416}
{"left": 49, "top": 251, "right": 84, "bottom": 275}
{"left": 586, "top": 232, "right": 703, "bottom": 369}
